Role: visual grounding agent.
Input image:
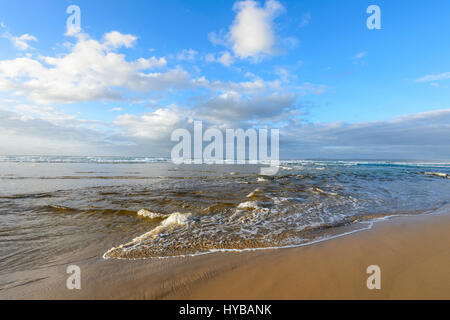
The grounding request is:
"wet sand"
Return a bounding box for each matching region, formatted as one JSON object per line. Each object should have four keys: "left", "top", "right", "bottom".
{"left": 1, "top": 206, "right": 450, "bottom": 300}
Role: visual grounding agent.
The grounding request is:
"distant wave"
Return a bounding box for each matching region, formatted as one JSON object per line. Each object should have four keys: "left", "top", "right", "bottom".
{"left": 2, "top": 156, "right": 450, "bottom": 168}
{"left": 0, "top": 155, "right": 170, "bottom": 163}
{"left": 278, "top": 160, "right": 450, "bottom": 168}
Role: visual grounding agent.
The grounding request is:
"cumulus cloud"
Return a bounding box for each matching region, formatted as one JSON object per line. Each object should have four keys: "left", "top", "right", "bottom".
{"left": 3, "top": 19, "right": 445, "bottom": 160}
{"left": 208, "top": 0, "right": 286, "bottom": 63}
{"left": 103, "top": 31, "right": 137, "bottom": 48}
{"left": 115, "top": 107, "right": 189, "bottom": 140}
{"left": 0, "top": 31, "right": 191, "bottom": 105}
{"left": 229, "top": 0, "right": 284, "bottom": 58}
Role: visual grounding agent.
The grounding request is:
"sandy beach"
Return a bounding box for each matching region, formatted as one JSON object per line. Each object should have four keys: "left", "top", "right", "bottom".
{"left": 2, "top": 205, "right": 449, "bottom": 300}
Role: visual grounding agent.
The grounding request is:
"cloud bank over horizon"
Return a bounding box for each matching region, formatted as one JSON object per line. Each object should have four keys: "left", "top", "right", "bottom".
{"left": 0, "top": 0, "right": 449, "bottom": 159}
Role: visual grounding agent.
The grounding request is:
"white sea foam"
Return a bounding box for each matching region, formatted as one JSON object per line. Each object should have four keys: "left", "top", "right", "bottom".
{"left": 277, "top": 166, "right": 293, "bottom": 171}
{"left": 246, "top": 188, "right": 261, "bottom": 198}
{"left": 237, "top": 201, "right": 260, "bottom": 209}
{"left": 137, "top": 209, "right": 168, "bottom": 219}
{"left": 103, "top": 212, "right": 192, "bottom": 259}
{"left": 424, "top": 172, "right": 449, "bottom": 178}
{"left": 162, "top": 212, "right": 191, "bottom": 225}
{"left": 134, "top": 212, "right": 191, "bottom": 240}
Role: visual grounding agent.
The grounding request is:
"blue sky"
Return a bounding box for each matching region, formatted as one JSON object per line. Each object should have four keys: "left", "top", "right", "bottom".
{"left": 0, "top": 0, "right": 449, "bottom": 159}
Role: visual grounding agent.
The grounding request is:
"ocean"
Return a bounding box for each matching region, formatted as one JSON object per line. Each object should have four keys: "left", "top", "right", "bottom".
{"left": 1, "top": 156, "right": 450, "bottom": 277}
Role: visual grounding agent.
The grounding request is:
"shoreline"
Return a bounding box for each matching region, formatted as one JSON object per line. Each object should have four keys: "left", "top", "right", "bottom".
{"left": 1, "top": 205, "right": 450, "bottom": 300}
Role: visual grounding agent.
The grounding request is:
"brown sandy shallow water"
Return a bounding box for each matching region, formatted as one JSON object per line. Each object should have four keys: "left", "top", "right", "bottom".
{"left": 1, "top": 206, "right": 449, "bottom": 300}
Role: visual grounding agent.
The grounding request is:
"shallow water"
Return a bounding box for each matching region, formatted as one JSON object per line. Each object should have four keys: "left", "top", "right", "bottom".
{"left": 1, "top": 156, "right": 450, "bottom": 274}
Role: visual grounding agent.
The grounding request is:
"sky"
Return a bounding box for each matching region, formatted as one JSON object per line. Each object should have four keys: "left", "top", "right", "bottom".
{"left": 0, "top": 0, "right": 449, "bottom": 159}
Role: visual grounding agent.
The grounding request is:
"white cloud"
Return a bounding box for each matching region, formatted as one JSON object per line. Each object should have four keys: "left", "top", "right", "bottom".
{"left": 0, "top": 31, "right": 193, "bottom": 105}
{"left": 2, "top": 30, "right": 38, "bottom": 51}
{"left": 217, "top": 51, "right": 234, "bottom": 66}
{"left": 11, "top": 34, "right": 38, "bottom": 51}
{"left": 1, "top": 23, "right": 37, "bottom": 51}
{"left": 115, "top": 107, "right": 188, "bottom": 140}
{"left": 416, "top": 72, "right": 450, "bottom": 83}
{"left": 177, "top": 49, "right": 198, "bottom": 61}
{"left": 13, "top": 104, "right": 75, "bottom": 122}
{"left": 274, "top": 66, "right": 296, "bottom": 82}
{"left": 208, "top": 30, "right": 228, "bottom": 47}
{"left": 103, "top": 31, "right": 137, "bottom": 48}
{"left": 229, "top": 0, "right": 284, "bottom": 58}
{"left": 109, "top": 107, "right": 123, "bottom": 112}
{"left": 206, "top": 51, "right": 235, "bottom": 66}
{"left": 208, "top": 0, "right": 286, "bottom": 62}
{"left": 0, "top": 27, "right": 315, "bottom": 113}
